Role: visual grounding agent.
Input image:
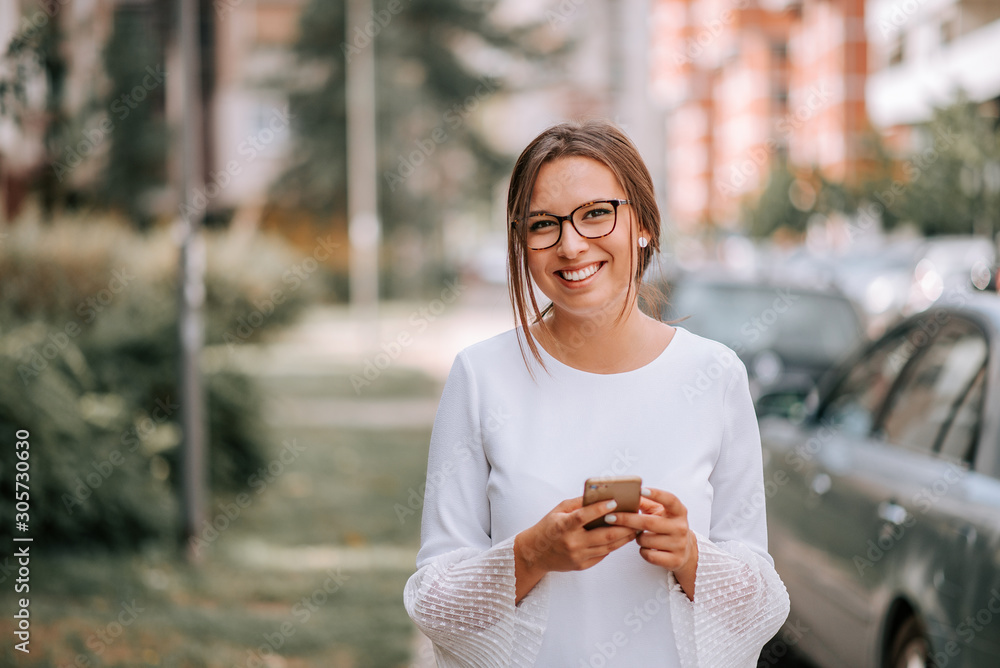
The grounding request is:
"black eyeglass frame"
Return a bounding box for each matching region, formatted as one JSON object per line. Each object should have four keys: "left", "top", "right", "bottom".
{"left": 511, "top": 199, "right": 633, "bottom": 250}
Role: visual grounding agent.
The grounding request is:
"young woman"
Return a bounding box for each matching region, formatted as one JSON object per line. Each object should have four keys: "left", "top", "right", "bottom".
{"left": 404, "top": 121, "right": 789, "bottom": 667}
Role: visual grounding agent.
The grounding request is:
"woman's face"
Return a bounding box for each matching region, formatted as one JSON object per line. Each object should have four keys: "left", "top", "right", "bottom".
{"left": 526, "top": 156, "right": 641, "bottom": 322}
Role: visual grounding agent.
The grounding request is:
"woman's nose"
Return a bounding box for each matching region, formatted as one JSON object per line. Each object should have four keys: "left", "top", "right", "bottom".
{"left": 556, "top": 220, "right": 588, "bottom": 257}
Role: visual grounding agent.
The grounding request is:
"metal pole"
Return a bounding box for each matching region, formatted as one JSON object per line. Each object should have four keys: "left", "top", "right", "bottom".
{"left": 346, "top": 0, "right": 380, "bottom": 335}
{"left": 178, "top": 0, "right": 207, "bottom": 561}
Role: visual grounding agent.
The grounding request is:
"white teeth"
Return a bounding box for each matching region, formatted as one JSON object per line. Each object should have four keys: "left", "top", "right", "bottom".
{"left": 559, "top": 263, "right": 601, "bottom": 282}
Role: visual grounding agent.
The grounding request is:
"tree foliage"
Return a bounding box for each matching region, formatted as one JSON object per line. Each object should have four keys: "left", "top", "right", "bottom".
{"left": 869, "top": 99, "right": 1000, "bottom": 237}
{"left": 0, "top": 4, "right": 75, "bottom": 218}
{"left": 272, "top": 0, "right": 547, "bottom": 294}
{"left": 98, "top": 4, "right": 170, "bottom": 230}
{"left": 746, "top": 159, "right": 857, "bottom": 238}
{"left": 747, "top": 99, "right": 1000, "bottom": 240}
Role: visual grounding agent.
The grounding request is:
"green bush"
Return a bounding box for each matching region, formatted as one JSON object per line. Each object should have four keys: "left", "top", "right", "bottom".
{"left": 0, "top": 217, "right": 324, "bottom": 549}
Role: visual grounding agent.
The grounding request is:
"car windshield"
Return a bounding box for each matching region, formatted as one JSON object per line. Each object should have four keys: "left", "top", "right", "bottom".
{"left": 666, "top": 281, "right": 863, "bottom": 364}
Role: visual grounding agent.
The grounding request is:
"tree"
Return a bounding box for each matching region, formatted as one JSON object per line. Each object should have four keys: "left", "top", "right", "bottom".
{"left": 0, "top": 2, "right": 74, "bottom": 219}
{"left": 868, "top": 97, "right": 1000, "bottom": 237}
{"left": 272, "top": 0, "right": 548, "bottom": 295}
{"left": 745, "top": 159, "right": 857, "bottom": 239}
{"left": 98, "top": 3, "right": 170, "bottom": 230}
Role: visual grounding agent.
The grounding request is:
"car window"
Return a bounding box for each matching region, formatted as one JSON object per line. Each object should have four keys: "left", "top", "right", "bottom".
{"left": 666, "top": 282, "right": 862, "bottom": 364}
{"left": 820, "top": 330, "right": 918, "bottom": 438}
{"left": 879, "top": 321, "right": 988, "bottom": 455}
{"left": 937, "top": 366, "right": 986, "bottom": 464}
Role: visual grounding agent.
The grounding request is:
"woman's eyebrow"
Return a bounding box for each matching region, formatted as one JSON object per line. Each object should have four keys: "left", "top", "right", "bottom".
{"left": 527, "top": 199, "right": 617, "bottom": 217}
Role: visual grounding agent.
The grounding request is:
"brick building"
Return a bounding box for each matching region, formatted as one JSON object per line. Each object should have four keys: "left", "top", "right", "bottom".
{"left": 652, "top": 0, "right": 868, "bottom": 232}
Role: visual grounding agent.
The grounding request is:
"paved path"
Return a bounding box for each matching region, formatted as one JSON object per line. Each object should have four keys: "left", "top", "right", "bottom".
{"left": 232, "top": 281, "right": 511, "bottom": 665}
{"left": 233, "top": 280, "right": 515, "bottom": 385}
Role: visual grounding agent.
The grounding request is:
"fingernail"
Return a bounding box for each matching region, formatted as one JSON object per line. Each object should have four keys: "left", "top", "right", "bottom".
{"left": 605, "top": 500, "right": 617, "bottom": 511}
{"left": 605, "top": 514, "right": 617, "bottom": 523}
{"left": 641, "top": 487, "right": 651, "bottom": 496}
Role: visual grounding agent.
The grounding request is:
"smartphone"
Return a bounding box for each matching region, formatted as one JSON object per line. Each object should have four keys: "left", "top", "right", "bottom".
{"left": 582, "top": 475, "right": 642, "bottom": 530}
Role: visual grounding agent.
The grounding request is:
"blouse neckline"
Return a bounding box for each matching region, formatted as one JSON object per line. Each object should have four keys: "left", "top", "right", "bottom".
{"left": 533, "top": 326, "right": 686, "bottom": 379}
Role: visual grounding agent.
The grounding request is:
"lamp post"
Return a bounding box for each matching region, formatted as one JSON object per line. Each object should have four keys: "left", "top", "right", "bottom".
{"left": 346, "top": 0, "right": 380, "bottom": 338}
{"left": 177, "top": 0, "right": 207, "bottom": 561}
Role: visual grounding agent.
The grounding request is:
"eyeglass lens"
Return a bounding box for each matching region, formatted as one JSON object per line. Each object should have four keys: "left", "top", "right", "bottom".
{"left": 526, "top": 201, "right": 619, "bottom": 250}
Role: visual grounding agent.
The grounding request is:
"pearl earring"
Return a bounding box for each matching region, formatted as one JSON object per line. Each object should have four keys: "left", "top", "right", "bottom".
{"left": 638, "top": 237, "right": 648, "bottom": 248}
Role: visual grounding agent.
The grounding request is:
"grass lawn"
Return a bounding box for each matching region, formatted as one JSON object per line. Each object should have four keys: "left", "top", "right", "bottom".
{"left": 1, "top": 358, "right": 440, "bottom": 668}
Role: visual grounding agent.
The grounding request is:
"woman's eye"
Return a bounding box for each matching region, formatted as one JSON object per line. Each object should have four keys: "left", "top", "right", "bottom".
{"left": 582, "top": 207, "right": 612, "bottom": 219}
{"left": 529, "top": 218, "right": 557, "bottom": 232}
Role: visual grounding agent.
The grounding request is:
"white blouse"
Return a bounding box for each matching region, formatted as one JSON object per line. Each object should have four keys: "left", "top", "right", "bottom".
{"left": 404, "top": 327, "right": 789, "bottom": 667}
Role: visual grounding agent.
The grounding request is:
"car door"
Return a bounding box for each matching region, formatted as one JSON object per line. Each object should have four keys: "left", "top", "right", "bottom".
{"left": 813, "top": 316, "right": 989, "bottom": 666}
{"left": 928, "top": 361, "right": 1000, "bottom": 666}
{"left": 762, "top": 325, "right": 922, "bottom": 667}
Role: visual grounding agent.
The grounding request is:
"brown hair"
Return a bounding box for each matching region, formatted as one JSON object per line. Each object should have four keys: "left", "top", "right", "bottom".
{"left": 506, "top": 120, "right": 663, "bottom": 371}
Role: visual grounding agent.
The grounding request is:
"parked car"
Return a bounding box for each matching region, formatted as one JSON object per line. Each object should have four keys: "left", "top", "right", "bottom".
{"left": 758, "top": 293, "right": 1000, "bottom": 668}
{"left": 661, "top": 276, "right": 867, "bottom": 403}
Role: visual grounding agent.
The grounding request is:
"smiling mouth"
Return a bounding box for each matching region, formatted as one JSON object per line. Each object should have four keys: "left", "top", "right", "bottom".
{"left": 557, "top": 262, "right": 604, "bottom": 282}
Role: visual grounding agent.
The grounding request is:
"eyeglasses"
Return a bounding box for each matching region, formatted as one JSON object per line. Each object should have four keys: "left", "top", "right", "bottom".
{"left": 512, "top": 199, "right": 632, "bottom": 251}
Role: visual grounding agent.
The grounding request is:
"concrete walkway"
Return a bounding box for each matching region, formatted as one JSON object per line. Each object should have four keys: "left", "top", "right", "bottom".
{"left": 227, "top": 280, "right": 512, "bottom": 666}
{"left": 231, "top": 280, "right": 515, "bottom": 387}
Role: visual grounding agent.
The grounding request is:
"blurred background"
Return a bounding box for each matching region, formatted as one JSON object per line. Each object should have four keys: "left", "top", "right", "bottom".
{"left": 0, "top": 0, "right": 998, "bottom": 666}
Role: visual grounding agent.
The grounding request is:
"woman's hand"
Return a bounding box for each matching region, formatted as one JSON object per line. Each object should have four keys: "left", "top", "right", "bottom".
{"left": 513, "top": 497, "right": 637, "bottom": 603}
{"left": 606, "top": 487, "right": 699, "bottom": 601}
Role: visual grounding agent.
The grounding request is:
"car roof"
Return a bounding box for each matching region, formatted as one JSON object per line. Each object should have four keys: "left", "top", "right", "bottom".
{"left": 927, "top": 292, "right": 1000, "bottom": 332}
{"left": 664, "top": 272, "right": 855, "bottom": 301}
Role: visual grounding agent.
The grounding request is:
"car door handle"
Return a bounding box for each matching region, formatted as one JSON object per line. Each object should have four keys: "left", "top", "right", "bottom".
{"left": 877, "top": 501, "right": 910, "bottom": 526}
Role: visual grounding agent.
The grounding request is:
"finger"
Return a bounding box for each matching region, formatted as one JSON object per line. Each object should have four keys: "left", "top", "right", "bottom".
{"left": 606, "top": 532, "right": 637, "bottom": 553}
{"left": 639, "top": 546, "right": 686, "bottom": 571}
{"left": 641, "top": 488, "right": 687, "bottom": 518}
{"left": 575, "top": 498, "right": 621, "bottom": 528}
{"left": 555, "top": 497, "right": 583, "bottom": 513}
{"left": 586, "top": 525, "right": 639, "bottom": 546}
{"left": 636, "top": 530, "right": 686, "bottom": 552}
{"left": 604, "top": 510, "right": 667, "bottom": 533}
{"left": 582, "top": 531, "right": 636, "bottom": 560}
{"left": 638, "top": 497, "right": 666, "bottom": 515}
